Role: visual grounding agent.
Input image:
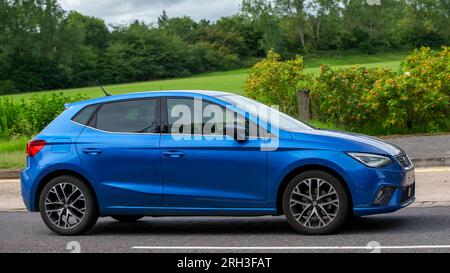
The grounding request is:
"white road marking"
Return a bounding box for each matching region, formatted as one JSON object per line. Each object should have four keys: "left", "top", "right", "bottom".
{"left": 416, "top": 168, "right": 450, "bottom": 173}
{"left": 132, "top": 245, "right": 450, "bottom": 250}
{"left": 0, "top": 179, "right": 20, "bottom": 183}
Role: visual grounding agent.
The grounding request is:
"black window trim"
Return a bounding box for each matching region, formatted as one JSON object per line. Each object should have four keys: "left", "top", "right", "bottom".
{"left": 83, "top": 97, "right": 162, "bottom": 135}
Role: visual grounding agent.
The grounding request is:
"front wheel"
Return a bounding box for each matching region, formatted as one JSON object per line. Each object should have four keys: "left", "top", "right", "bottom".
{"left": 39, "top": 176, "right": 98, "bottom": 236}
{"left": 282, "top": 170, "right": 349, "bottom": 235}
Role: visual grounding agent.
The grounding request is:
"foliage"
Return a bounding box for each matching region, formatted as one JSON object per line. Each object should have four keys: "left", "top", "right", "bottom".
{"left": 310, "top": 65, "right": 395, "bottom": 128}
{"left": 244, "top": 50, "right": 309, "bottom": 116}
{"left": 2, "top": 52, "right": 408, "bottom": 102}
{"left": 0, "top": 93, "right": 88, "bottom": 137}
{"left": 246, "top": 47, "right": 449, "bottom": 134}
{"left": 0, "top": 136, "right": 28, "bottom": 152}
{"left": 363, "top": 47, "right": 450, "bottom": 131}
{"left": 0, "top": 0, "right": 449, "bottom": 95}
{"left": 0, "top": 1, "right": 262, "bottom": 94}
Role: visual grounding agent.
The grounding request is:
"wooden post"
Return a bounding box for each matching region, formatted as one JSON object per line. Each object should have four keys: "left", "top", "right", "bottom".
{"left": 297, "top": 89, "right": 311, "bottom": 122}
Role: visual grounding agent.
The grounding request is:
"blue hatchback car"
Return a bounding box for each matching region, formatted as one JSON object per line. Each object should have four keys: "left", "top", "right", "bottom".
{"left": 21, "top": 91, "right": 415, "bottom": 235}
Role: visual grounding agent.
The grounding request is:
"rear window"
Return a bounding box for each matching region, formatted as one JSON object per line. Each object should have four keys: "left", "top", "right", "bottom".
{"left": 91, "top": 99, "right": 159, "bottom": 133}
{"left": 72, "top": 105, "right": 98, "bottom": 125}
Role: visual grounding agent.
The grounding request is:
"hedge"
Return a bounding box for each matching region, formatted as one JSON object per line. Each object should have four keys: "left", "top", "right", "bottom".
{"left": 245, "top": 47, "right": 450, "bottom": 135}
{"left": 0, "top": 93, "right": 88, "bottom": 138}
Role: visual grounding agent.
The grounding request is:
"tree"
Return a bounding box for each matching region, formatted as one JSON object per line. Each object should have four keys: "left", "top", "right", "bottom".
{"left": 0, "top": 0, "right": 449, "bottom": 95}
{"left": 404, "top": 0, "right": 450, "bottom": 47}
{"left": 241, "top": 0, "right": 287, "bottom": 55}
{"left": 308, "top": 0, "right": 343, "bottom": 50}
{"left": 157, "top": 11, "right": 198, "bottom": 42}
{"left": 215, "top": 15, "right": 264, "bottom": 58}
{"left": 274, "top": 0, "right": 308, "bottom": 51}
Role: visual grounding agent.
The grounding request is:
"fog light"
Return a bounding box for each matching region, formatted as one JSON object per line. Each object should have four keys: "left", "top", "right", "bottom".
{"left": 372, "top": 187, "right": 395, "bottom": 206}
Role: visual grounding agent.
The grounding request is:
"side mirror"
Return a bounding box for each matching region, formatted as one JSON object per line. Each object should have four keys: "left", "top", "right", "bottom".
{"left": 225, "top": 124, "right": 248, "bottom": 143}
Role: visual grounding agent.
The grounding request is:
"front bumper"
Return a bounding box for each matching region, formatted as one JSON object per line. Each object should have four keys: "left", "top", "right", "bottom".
{"left": 350, "top": 155, "right": 416, "bottom": 216}
{"left": 353, "top": 182, "right": 415, "bottom": 216}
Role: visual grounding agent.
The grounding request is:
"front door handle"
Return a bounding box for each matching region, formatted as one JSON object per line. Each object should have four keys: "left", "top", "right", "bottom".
{"left": 82, "top": 148, "right": 103, "bottom": 156}
{"left": 163, "top": 151, "right": 185, "bottom": 158}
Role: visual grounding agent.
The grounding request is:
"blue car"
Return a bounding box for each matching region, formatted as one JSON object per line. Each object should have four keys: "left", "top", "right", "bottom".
{"left": 21, "top": 91, "right": 415, "bottom": 235}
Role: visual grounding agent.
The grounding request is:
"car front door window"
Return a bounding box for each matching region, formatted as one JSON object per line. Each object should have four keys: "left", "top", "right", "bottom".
{"left": 166, "top": 97, "right": 259, "bottom": 138}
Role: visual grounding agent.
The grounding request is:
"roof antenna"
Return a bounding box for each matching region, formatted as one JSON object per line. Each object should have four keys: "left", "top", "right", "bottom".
{"left": 96, "top": 80, "right": 111, "bottom": 97}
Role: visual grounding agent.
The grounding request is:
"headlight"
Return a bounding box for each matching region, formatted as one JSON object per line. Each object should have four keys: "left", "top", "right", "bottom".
{"left": 348, "top": 153, "right": 393, "bottom": 168}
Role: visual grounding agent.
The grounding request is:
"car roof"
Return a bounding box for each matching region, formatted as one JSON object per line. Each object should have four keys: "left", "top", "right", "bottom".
{"left": 67, "top": 90, "right": 235, "bottom": 109}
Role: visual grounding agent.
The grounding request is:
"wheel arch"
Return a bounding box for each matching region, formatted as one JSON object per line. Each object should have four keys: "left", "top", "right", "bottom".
{"left": 35, "top": 169, "right": 99, "bottom": 213}
{"left": 275, "top": 164, "right": 353, "bottom": 215}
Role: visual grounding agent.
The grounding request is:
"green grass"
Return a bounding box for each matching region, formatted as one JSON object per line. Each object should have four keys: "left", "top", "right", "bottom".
{"left": 3, "top": 69, "right": 249, "bottom": 100}
{"left": 0, "top": 151, "right": 25, "bottom": 169}
{"left": 304, "top": 51, "right": 408, "bottom": 68}
{"left": 2, "top": 51, "right": 408, "bottom": 101}
{"left": 0, "top": 137, "right": 28, "bottom": 170}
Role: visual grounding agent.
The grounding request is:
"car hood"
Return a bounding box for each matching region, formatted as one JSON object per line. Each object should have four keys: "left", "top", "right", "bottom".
{"left": 290, "top": 129, "right": 403, "bottom": 156}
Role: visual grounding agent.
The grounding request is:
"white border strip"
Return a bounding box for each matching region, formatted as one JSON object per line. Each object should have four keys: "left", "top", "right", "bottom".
{"left": 132, "top": 245, "right": 450, "bottom": 250}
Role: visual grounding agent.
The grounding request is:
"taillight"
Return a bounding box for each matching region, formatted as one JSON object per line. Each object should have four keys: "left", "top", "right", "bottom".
{"left": 26, "top": 140, "right": 47, "bottom": 157}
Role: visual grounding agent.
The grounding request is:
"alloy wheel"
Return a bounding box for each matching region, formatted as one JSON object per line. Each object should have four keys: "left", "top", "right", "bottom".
{"left": 289, "top": 178, "right": 340, "bottom": 229}
{"left": 44, "top": 183, "right": 86, "bottom": 229}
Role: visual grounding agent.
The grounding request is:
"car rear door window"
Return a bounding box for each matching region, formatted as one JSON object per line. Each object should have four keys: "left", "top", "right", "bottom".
{"left": 93, "top": 99, "right": 159, "bottom": 133}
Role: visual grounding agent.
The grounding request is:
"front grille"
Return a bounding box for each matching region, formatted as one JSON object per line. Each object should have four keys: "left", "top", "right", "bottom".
{"left": 396, "top": 154, "right": 413, "bottom": 169}
{"left": 401, "top": 183, "right": 415, "bottom": 204}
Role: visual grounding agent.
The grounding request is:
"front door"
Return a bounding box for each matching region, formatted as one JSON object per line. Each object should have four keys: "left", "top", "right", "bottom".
{"left": 160, "top": 97, "right": 267, "bottom": 210}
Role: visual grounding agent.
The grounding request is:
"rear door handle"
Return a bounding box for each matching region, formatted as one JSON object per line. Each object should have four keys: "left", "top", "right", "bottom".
{"left": 82, "top": 148, "right": 103, "bottom": 155}
{"left": 163, "top": 151, "right": 185, "bottom": 158}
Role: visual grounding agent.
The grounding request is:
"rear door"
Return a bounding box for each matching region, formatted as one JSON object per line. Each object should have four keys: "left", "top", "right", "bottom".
{"left": 76, "top": 98, "right": 163, "bottom": 210}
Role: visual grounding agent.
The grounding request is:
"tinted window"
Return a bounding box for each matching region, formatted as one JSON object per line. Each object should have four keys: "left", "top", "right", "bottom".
{"left": 72, "top": 105, "right": 98, "bottom": 125}
{"left": 94, "top": 99, "right": 159, "bottom": 133}
{"left": 167, "top": 98, "right": 202, "bottom": 135}
{"left": 221, "top": 95, "right": 313, "bottom": 132}
{"left": 166, "top": 98, "right": 258, "bottom": 137}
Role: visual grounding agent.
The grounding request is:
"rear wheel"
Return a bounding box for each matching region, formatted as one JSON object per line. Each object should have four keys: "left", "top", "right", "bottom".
{"left": 111, "top": 216, "right": 144, "bottom": 222}
{"left": 282, "top": 170, "right": 349, "bottom": 235}
{"left": 39, "top": 176, "right": 98, "bottom": 236}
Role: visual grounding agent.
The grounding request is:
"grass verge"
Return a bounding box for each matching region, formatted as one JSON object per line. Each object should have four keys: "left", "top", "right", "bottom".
{"left": 0, "top": 137, "right": 28, "bottom": 170}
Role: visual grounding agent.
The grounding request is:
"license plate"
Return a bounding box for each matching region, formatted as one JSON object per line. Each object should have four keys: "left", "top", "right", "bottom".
{"left": 404, "top": 170, "right": 415, "bottom": 186}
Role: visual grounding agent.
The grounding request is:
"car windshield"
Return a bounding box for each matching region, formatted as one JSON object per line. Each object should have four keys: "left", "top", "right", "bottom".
{"left": 220, "top": 95, "right": 314, "bottom": 132}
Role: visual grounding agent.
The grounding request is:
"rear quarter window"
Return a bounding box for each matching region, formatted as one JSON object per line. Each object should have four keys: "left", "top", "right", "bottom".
{"left": 72, "top": 105, "right": 99, "bottom": 125}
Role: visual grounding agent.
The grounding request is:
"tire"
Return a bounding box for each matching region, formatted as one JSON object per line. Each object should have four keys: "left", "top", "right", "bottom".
{"left": 111, "top": 215, "right": 144, "bottom": 222}
{"left": 39, "top": 175, "right": 98, "bottom": 236}
{"left": 282, "top": 170, "right": 349, "bottom": 235}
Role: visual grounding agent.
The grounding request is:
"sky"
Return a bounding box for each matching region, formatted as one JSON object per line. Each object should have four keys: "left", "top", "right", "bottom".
{"left": 58, "top": 0, "right": 243, "bottom": 26}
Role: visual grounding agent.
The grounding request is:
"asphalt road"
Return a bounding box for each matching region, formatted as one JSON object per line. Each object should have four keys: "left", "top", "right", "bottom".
{"left": 1, "top": 206, "right": 450, "bottom": 253}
